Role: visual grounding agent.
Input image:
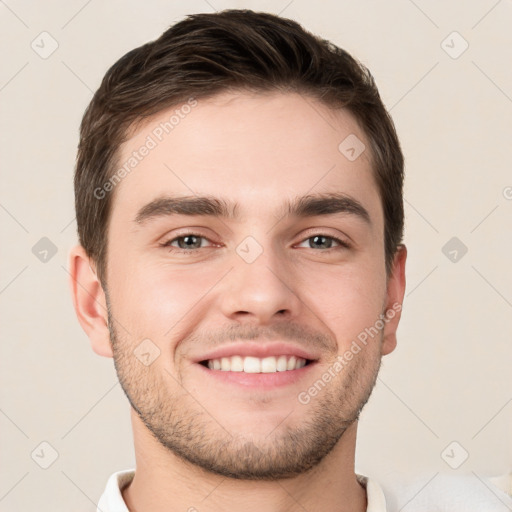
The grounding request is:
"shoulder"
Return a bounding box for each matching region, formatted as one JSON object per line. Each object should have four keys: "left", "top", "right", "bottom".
{"left": 378, "top": 471, "right": 512, "bottom": 512}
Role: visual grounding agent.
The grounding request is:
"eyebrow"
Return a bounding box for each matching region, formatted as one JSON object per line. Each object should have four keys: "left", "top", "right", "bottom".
{"left": 134, "top": 192, "right": 371, "bottom": 226}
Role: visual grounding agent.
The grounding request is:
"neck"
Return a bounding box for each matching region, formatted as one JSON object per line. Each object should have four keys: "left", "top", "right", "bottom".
{"left": 122, "top": 409, "right": 367, "bottom": 512}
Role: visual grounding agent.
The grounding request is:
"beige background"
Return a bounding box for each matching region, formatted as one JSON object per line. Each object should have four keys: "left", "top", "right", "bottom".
{"left": 1, "top": 0, "right": 511, "bottom": 510}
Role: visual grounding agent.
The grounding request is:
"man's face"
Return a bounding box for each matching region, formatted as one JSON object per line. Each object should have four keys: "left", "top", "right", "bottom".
{"left": 103, "top": 91, "right": 402, "bottom": 479}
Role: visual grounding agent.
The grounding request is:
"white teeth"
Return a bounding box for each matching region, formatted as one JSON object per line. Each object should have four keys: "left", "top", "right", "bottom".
{"left": 205, "top": 355, "right": 308, "bottom": 373}
{"left": 261, "top": 357, "right": 276, "bottom": 373}
{"left": 276, "top": 355, "right": 288, "bottom": 371}
{"left": 244, "top": 356, "right": 261, "bottom": 373}
{"left": 230, "top": 355, "right": 244, "bottom": 372}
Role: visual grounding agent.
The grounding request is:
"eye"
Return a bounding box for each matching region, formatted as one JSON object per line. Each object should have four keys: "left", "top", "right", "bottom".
{"left": 160, "top": 233, "right": 214, "bottom": 253}
{"left": 159, "top": 232, "right": 350, "bottom": 255}
{"left": 297, "top": 234, "right": 350, "bottom": 250}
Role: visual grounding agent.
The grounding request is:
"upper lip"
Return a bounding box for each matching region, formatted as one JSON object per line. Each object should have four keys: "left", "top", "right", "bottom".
{"left": 192, "top": 342, "right": 320, "bottom": 363}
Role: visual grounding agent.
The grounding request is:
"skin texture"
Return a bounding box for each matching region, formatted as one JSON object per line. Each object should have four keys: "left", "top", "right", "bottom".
{"left": 70, "top": 91, "right": 407, "bottom": 512}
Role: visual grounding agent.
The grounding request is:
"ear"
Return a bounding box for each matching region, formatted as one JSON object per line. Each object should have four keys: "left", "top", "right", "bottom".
{"left": 68, "top": 245, "right": 113, "bottom": 357}
{"left": 381, "top": 244, "right": 407, "bottom": 356}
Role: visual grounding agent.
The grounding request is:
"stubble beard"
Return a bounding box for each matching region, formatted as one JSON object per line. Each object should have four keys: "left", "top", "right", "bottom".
{"left": 106, "top": 301, "right": 382, "bottom": 481}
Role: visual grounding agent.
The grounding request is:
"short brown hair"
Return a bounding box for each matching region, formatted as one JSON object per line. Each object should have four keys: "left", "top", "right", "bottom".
{"left": 75, "top": 9, "right": 404, "bottom": 285}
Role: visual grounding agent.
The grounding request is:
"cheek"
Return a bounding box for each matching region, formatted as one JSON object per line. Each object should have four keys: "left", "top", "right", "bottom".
{"left": 301, "top": 263, "right": 386, "bottom": 344}
{"left": 111, "top": 263, "right": 219, "bottom": 331}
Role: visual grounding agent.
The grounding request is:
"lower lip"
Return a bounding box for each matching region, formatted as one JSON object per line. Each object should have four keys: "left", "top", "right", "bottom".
{"left": 194, "top": 361, "right": 317, "bottom": 389}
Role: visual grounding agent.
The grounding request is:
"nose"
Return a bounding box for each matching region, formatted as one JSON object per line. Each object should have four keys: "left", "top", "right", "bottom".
{"left": 218, "top": 242, "right": 303, "bottom": 325}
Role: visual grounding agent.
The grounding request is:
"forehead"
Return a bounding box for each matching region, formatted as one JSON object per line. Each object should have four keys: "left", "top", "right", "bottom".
{"left": 111, "top": 91, "right": 381, "bottom": 225}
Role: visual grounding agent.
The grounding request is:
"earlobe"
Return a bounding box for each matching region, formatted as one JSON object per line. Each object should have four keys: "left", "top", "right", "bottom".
{"left": 381, "top": 244, "right": 407, "bottom": 356}
{"left": 68, "top": 245, "right": 113, "bottom": 358}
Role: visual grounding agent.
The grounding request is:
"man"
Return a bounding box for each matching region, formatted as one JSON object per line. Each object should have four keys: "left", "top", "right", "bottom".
{"left": 69, "top": 9, "right": 407, "bottom": 511}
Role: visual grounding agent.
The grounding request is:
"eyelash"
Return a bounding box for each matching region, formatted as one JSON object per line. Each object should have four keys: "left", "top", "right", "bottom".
{"left": 159, "top": 232, "right": 351, "bottom": 255}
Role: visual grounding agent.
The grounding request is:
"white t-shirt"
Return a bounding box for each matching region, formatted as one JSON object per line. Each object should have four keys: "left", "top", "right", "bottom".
{"left": 97, "top": 470, "right": 386, "bottom": 511}
{"left": 97, "top": 469, "right": 512, "bottom": 512}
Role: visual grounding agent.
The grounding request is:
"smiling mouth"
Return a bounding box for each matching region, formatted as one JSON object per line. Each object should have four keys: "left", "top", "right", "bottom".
{"left": 200, "top": 355, "right": 314, "bottom": 373}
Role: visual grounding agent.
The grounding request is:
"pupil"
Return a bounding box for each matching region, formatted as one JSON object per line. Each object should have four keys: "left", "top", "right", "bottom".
{"left": 312, "top": 235, "right": 330, "bottom": 249}
{"left": 180, "top": 235, "right": 200, "bottom": 249}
